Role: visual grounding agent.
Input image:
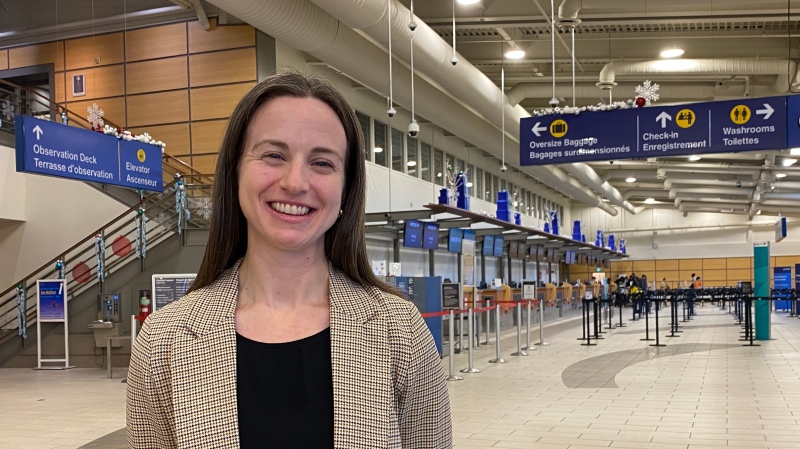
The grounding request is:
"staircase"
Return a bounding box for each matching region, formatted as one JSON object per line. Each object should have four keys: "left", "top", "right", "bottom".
{"left": 0, "top": 79, "right": 216, "bottom": 368}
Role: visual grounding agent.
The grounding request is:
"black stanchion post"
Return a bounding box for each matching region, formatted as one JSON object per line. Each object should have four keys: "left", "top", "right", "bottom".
{"left": 617, "top": 294, "right": 626, "bottom": 328}
{"left": 581, "top": 299, "right": 596, "bottom": 346}
{"left": 650, "top": 295, "right": 666, "bottom": 347}
{"left": 605, "top": 297, "right": 615, "bottom": 330}
{"left": 641, "top": 298, "right": 654, "bottom": 341}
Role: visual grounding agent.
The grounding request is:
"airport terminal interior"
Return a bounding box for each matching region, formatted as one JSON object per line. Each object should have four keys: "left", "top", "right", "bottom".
{"left": 4, "top": 0, "right": 800, "bottom": 448}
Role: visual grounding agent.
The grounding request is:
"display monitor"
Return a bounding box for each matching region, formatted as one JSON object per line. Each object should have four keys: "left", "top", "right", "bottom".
{"left": 509, "top": 241, "right": 519, "bottom": 260}
{"left": 517, "top": 243, "right": 527, "bottom": 260}
{"left": 529, "top": 244, "right": 537, "bottom": 260}
{"left": 403, "top": 220, "right": 423, "bottom": 248}
{"left": 422, "top": 222, "right": 440, "bottom": 250}
{"left": 463, "top": 229, "right": 476, "bottom": 241}
{"left": 493, "top": 236, "right": 504, "bottom": 257}
{"left": 447, "top": 228, "right": 462, "bottom": 253}
{"left": 483, "top": 235, "right": 495, "bottom": 256}
{"left": 537, "top": 246, "right": 545, "bottom": 261}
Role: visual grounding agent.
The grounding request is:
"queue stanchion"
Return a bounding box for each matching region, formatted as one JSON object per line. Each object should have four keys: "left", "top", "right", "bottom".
{"left": 446, "top": 310, "right": 463, "bottom": 381}
{"left": 469, "top": 300, "right": 483, "bottom": 351}
{"left": 488, "top": 304, "right": 507, "bottom": 363}
{"left": 640, "top": 296, "right": 654, "bottom": 342}
{"left": 617, "top": 294, "right": 627, "bottom": 328}
{"left": 605, "top": 297, "right": 615, "bottom": 330}
{"left": 482, "top": 298, "right": 492, "bottom": 345}
{"left": 650, "top": 295, "right": 666, "bottom": 347}
{"left": 578, "top": 298, "right": 588, "bottom": 341}
{"left": 510, "top": 302, "right": 528, "bottom": 356}
{"left": 581, "top": 298, "right": 596, "bottom": 346}
{"left": 459, "top": 308, "right": 481, "bottom": 373}
{"left": 593, "top": 299, "right": 605, "bottom": 340}
{"left": 741, "top": 296, "right": 760, "bottom": 347}
{"left": 522, "top": 300, "right": 534, "bottom": 351}
{"left": 666, "top": 294, "right": 681, "bottom": 338}
{"left": 535, "top": 299, "right": 549, "bottom": 346}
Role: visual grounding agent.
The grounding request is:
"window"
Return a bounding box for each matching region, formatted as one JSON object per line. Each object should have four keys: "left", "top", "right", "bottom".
{"left": 445, "top": 153, "right": 455, "bottom": 180}
{"left": 420, "top": 142, "right": 431, "bottom": 182}
{"left": 374, "top": 120, "right": 388, "bottom": 167}
{"left": 500, "top": 179, "right": 507, "bottom": 193}
{"left": 434, "top": 148, "right": 444, "bottom": 186}
{"left": 356, "top": 111, "right": 370, "bottom": 160}
{"left": 391, "top": 127, "right": 403, "bottom": 172}
{"left": 476, "top": 168, "right": 483, "bottom": 201}
{"left": 484, "top": 171, "right": 492, "bottom": 201}
{"left": 406, "top": 136, "right": 418, "bottom": 177}
{"left": 456, "top": 158, "right": 465, "bottom": 174}
{"left": 467, "top": 164, "right": 475, "bottom": 197}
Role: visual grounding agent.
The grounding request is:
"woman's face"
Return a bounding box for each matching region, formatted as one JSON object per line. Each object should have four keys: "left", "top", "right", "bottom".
{"left": 238, "top": 96, "right": 347, "bottom": 256}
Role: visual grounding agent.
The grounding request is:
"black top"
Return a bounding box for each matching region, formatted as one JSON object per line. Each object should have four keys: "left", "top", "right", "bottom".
{"left": 236, "top": 328, "right": 334, "bottom": 449}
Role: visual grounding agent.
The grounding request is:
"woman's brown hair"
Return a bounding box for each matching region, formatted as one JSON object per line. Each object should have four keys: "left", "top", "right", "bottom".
{"left": 188, "top": 70, "right": 399, "bottom": 296}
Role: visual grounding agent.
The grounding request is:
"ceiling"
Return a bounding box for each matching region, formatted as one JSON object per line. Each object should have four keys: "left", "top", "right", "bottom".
{"left": 4, "top": 0, "right": 800, "bottom": 218}
{"left": 396, "top": 0, "right": 800, "bottom": 218}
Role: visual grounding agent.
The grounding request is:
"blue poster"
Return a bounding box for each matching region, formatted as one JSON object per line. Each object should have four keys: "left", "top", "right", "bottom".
{"left": 795, "top": 264, "right": 800, "bottom": 291}
{"left": 38, "top": 280, "right": 66, "bottom": 322}
{"left": 773, "top": 266, "right": 792, "bottom": 311}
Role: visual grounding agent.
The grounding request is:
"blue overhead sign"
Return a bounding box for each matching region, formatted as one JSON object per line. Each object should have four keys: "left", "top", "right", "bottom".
{"left": 521, "top": 96, "right": 789, "bottom": 165}
{"left": 15, "top": 115, "right": 163, "bottom": 191}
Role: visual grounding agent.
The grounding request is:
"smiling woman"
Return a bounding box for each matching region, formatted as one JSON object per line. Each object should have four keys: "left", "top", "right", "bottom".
{"left": 126, "top": 70, "right": 452, "bottom": 449}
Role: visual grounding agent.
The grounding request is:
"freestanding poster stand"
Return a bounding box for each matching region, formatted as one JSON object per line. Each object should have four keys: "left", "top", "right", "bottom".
{"left": 35, "top": 279, "right": 74, "bottom": 370}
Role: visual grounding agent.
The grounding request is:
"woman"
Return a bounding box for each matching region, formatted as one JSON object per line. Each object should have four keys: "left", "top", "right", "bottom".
{"left": 127, "top": 71, "right": 452, "bottom": 448}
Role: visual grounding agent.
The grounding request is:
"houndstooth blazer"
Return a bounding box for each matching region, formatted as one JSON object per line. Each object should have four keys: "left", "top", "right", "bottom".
{"left": 127, "top": 261, "right": 452, "bottom": 448}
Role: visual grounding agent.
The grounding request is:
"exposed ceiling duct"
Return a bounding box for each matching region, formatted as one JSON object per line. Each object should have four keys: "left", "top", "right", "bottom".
{"left": 300, "top": 0, "right": 624, "bottom": 214}
{"left": 556, "top": 0, "right": 581, "bottom": 27}
{"left": 507, "top": 82, "right": 717, "bottom": 106}
{"left": 597, "top": 59, "right": 799, "bottom": 92}
{"left": 170, "top": 0, "right": 211, "bottom": 29}
{"left": 200, "top": 0, "right": 619, "bottom": 215}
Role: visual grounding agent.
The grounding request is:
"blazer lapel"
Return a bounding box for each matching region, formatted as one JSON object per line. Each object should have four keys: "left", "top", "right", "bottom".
{"left": 172, "top": 264, "right": 241, "bottom": 449}
{"left": 329, "top": 268, "right": 392, "bottom": 448}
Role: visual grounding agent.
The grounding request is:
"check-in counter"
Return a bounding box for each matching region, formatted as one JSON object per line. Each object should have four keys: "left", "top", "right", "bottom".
{"left": 561, "top": 283, "right": 573, "bottom": 305}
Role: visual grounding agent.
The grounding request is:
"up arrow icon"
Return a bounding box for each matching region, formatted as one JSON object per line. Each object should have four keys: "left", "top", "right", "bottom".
{"left": 32, "top": 125, "right": 43, "bottom": 140}
{"left": 656, "top": 111, "right": 672, "bottom": 129}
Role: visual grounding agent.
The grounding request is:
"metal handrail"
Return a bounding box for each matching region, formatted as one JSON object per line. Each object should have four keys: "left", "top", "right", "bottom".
{"left": 0, "top": 177, "right": 213, "bottom": 347}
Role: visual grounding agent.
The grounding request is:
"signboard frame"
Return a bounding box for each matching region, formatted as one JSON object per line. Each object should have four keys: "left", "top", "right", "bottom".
{"left": 35, "top": 279, "right": 73, "bottom": 369}
{"left": 152, "top": 274, "right": 197, "bottom": 312}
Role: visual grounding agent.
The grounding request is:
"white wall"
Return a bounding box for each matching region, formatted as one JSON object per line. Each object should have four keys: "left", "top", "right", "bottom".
{"left": 0, "top": 145, "right": 26, "bottom": 221}
{"left": 0, "top": 144, "right": 127, "bottom": 288}
{"left": 573, "top": 205, "right": 800, "bottom": 260}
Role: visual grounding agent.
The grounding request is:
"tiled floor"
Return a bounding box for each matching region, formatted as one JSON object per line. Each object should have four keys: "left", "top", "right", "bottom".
{"left": 4, "top": 304, "right": 800, "bottom": 448}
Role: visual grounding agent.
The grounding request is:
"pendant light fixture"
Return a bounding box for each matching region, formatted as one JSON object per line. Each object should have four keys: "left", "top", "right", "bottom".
{"left": 408, "top": 8, "right": 419, "bottom": 138}
{"left": 386, "top": 0, "right": 396, "bottom": 117}
{"left": 451, "top": 0, "right": 458, "bottom": 65}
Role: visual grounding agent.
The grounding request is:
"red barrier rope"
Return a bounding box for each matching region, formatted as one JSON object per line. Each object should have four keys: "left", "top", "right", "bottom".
{"left": 472, "top": 306, "right": 494, "bottom": 313}
{"left": 420, "top": 310, "right": 452, "bottom": 318}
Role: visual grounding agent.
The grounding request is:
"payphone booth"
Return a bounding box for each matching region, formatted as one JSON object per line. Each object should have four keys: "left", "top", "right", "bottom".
{"left": 88, "top": 293, "right": 123, "bottom": 348}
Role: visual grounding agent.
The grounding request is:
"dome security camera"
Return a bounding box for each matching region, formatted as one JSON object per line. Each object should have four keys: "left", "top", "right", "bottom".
{"left": 501, "top": 165, "right": 508, "bottom": 172}
{"left": 407, "top": 121, "right": 419, "bottom": 138}
{"left": 450, "top": 57, "right": 458, "bottom": 66}
{"left": 387, "top": 107, "right": 396, "bottom": 117}
{"left": 409, "top": 21, "right": 417, "bottom": 31}
{"left": 548, "top": 97, "right": 559, "bottom": 108}
{"left": 736, "top": 180, "right": 742, "bottom": 188}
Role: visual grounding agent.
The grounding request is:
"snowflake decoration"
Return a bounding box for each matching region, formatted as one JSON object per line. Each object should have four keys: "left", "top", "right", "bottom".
{"left": 1, "top": 100, "right": 14, "bottom": 121}
{"left": 189, "top": 196, "right": 213, "bottom": 220}
{"left": 635, "top": 80, "right": 660, "bottom": 106}
{"left": 86, "top": 103, "right": 104, "bottom": 128}
{"left": 153, "top": 212, "right": 174, "bottom": 230}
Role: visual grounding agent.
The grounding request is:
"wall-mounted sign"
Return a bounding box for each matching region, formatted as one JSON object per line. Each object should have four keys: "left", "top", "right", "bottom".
{"left": 15, "top": 115, "right": 163, "bottom": 191}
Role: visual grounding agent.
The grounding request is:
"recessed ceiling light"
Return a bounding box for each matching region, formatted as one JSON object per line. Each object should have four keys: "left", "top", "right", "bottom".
{"left": 505, "top": 49, "right": 525, "bottom": 59}
{"left": 776, "top": 173, "right": 788, "bottom": 178}
{"left": 660, "top": 48, "right": 685, "bottom": 58}
{"left": 626, "top": 177, "right": 637, "bottom": 183}
{"left": 407, "top": 161, "right": 417, "bottom": 167}
{"left": 688, "top": 155, "right": 702, "bottom": 161}
{"left": 437, "top": 172, "right": 442, "bottom": 178}
{"left": 466, "top": 182, "right": 473, "bottom": 187}
{"left": 791, "top": 148, "right": 800, "bottom": 156}
{"left": 644, "top": 198, "right": 656, "bottom": 204}
{"left": 782, "top": 158, "right": 797, "bottom": 167}
{"left": 756, "top": 210, "right": 762, "bottom": 215}
{"left": 373, "top": 147, "right": 383, "bottom": 153}
{"left": 457, "top": 0, "right": 481, "bottom": 4}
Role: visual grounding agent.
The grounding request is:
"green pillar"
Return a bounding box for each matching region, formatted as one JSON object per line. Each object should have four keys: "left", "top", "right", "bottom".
{"left": 753, "top": 242, "right": 771, "bottom": 340}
